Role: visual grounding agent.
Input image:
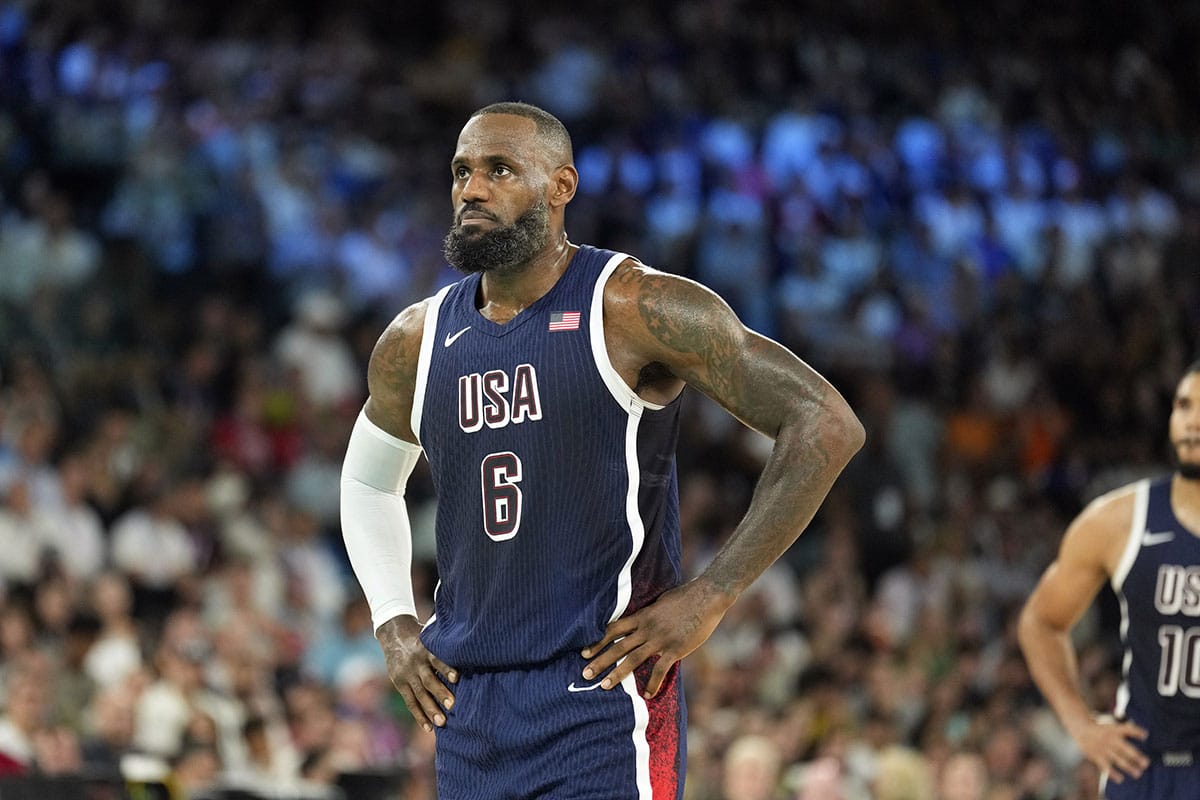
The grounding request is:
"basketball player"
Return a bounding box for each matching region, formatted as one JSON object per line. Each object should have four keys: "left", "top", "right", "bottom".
{"left": 339, "top": 102, "right": 864, "bottom": 799}
{"left": 1019, "top": 361, "right": 1200, "bottom": 798}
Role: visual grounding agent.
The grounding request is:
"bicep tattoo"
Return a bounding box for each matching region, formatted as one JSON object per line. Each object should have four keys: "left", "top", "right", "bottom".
{"left": 368, "top": 324, "right": 415, "bottom": 402}
{"left": 365, "top": 308, "right": 424, "bottom": 436}
{"left": 630, "top": 269, "right": 742, "bottom": 400}
{"left": 623, "top": 264, "right": 834, "bottom": 441}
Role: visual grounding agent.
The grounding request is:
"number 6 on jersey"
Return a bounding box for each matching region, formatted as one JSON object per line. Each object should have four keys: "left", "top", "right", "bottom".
{"left": 481, "top": 451, "right": 523, "bottom": 540}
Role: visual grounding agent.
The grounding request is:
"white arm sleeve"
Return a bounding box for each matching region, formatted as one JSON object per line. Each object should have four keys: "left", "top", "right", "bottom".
{"left": 339, "top": 408, "right": 424, "bottom": 633}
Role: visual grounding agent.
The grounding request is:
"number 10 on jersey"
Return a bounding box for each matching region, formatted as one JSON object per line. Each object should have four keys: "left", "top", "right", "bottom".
{"left": 481, "top": 452, "right": 523, "bottom": 540}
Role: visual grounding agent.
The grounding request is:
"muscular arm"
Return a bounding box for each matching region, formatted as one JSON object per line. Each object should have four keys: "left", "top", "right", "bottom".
{"left": 362, "top": 301, "right": 426, "bottom": 443}
{"left": 343, "top": 299, "right": 458, "bottom": 731}
{"left": 582, "top": 261, "right": 865, "bottom": 694}
{"left": 1017, "top": 487, "right": 1149, "bottom": 782}
{"left": 622, "top": 262, "right": 862, "bottom": 595}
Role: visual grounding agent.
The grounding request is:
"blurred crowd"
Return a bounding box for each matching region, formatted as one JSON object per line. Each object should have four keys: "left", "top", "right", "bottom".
{"left": 0, "top": 0, "right": 1198, "bottom": 798}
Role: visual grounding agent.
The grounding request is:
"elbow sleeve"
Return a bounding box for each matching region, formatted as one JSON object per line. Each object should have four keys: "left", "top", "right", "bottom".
{"left": 339, "top": 409, "right": 424, "bottom": 632}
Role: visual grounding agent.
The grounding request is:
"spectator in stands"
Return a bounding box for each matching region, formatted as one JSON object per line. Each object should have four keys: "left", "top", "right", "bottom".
{"left": 721, "top": 733, "right": 784, "bottom": 800}
{"left": 0, "top": 656, "right": 53, "bottom": 771}
{"left": 39, "top": 452, "right": 105, "bottom": 585}
{"left": 273, "top": 290, "right": 362, "bottom": 413}
{"left": 0, "top": 480, "right": 55, "bottom": 593}
{"left": 78, "top": 678, "right": 140, "bottom": 778}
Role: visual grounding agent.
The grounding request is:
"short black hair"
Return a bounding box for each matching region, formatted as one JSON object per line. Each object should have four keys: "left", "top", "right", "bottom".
{"left": 1186, "top": 359, "right": 1200, "bottom": 377}
{"left": 470, "top": 101, "right": 573, "bottom": 164}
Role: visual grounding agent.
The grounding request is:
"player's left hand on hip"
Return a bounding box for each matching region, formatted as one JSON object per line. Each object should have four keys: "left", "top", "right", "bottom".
{"left": 580, "top": 578, "right": 731, "bottom": 698}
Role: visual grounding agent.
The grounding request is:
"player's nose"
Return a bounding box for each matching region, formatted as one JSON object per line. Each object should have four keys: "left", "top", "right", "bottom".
{"left": 460, "top": 170, "right": 490, "bottom": 203}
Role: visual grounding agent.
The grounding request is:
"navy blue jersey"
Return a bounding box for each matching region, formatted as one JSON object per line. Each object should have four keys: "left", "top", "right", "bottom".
{"left": 1112, "top": 476, "right": 1200, "bottom": 754}
{"left": 412, "top": 245, "right": 683, "bottom": 671}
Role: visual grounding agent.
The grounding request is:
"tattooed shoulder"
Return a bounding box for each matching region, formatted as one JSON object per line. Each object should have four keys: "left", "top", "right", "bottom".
{"left": 612, "top": 258, "right": 643, "bottom": 287}
{"left": 616, "top": 264, "right": 743, "bottom": 397}
{"left": 367, "top": 301, "right": 426, "bottom": 405}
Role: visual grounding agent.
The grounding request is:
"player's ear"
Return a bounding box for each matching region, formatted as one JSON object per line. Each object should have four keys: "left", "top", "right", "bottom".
{"left": 549, "top": 164, "right": 578, "bottom": 208}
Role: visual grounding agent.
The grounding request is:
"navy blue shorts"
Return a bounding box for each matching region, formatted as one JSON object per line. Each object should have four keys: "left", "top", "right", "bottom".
{"left": 1103, "top": 753, "right": 1200, "bottom": 799}
{"left": 433, "top": 652, "right": 686, "bottom": 799}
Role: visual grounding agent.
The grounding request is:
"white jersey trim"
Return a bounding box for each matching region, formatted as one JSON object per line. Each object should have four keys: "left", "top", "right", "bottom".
{"left": 611, "top": 403, "right": 646, "bottom": 622}
{"left": 612, "top": 402, "right": 652, "bottom": 797}
{"left": 1111, "top": 479, "right": 1150, "bottom": 592}
{"left": 588, "top": 251, "right": 655, "bottom": 796}
{"left": 590, "top": 252, "right": 667, "bottom": 412}
{"left": 410, "top": 284, "right": 454, "bottom": 443}
{"left": 620, "top": 670, "right": 653, "bottom": 799}
{"left": 1114, "top": 589, "right": 1132, "bottom": 720}
{"left": 1112, "top": 478, "right": 1149, "bottom": 721}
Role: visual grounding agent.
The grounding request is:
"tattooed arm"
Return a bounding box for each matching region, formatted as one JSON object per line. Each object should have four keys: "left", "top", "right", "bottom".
{"left": 362, "top": 301, "right": 425, "bottom": 443}
{"left": 348, "top": 300, "right": 459, "bottom": 732}
{"left": 581, "top": 259, "right": 865, "bottom": 697}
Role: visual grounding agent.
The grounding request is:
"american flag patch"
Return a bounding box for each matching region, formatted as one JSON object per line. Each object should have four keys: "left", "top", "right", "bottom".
{"left": 548, "top": 311, "right": 581, "bottom": 331}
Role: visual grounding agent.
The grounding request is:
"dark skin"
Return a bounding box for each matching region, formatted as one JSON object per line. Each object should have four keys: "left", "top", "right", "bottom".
{"left": 364, "top": 112, "right": 865, "bottom": 733}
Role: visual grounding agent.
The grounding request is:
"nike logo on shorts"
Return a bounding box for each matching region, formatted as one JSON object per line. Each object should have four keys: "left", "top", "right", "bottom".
{"left": 444, "top": 326, "right": 471, "bottom": 347}
{"left": 567, "top": 680, "right": 605, "bottom": 693}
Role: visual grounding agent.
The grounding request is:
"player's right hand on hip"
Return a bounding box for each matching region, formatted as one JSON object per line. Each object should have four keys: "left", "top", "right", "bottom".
{"left": 376, "top": 614, "right": 458, "bottom": 732}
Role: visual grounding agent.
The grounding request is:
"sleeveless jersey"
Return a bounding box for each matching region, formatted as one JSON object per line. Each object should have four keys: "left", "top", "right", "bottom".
{"left": 412, "top": 245, "right": 683, "bottom": 671}
{"left": 1112, "top": 476, "right": 1200, "bottom": 753}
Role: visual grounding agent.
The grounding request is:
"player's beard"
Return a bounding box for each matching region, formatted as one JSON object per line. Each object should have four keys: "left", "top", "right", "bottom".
{"left": 1170, "top": 442, "right": 1200, "bottom": 480}
{"left": 443, "top": 199, "right": 551, "bottom": 275}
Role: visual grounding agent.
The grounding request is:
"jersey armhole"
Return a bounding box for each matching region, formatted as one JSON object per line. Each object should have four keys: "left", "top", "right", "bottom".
{"left": 1111, "top": 478, "right": 1150, "bottom": 592}
{"left": 410, "top": 284, "right": 454, "bottom": 443}
{"left": 590, "top": 252, "right": 667, "bottom": 413}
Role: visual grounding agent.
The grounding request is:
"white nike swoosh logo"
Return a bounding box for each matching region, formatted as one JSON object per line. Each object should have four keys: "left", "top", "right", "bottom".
{"left": 443, "top": 326, "right": 471, "bottom": 347}
{"left": 566, "top": 681, "right": 605, "bottom": 693}
{"left": 1142, "top": 530, "right": 1176, "bottom": 546}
